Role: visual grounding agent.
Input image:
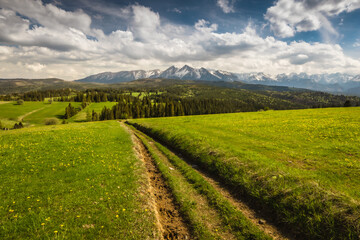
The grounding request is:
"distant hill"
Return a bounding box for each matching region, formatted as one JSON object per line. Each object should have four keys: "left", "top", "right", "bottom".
{"left": 76, "top": 65, "right": 360, "bottom": 96}
{"left": 109, "top": 78, "right": 360, "bottom": 109}
{"left": 0, "top": 78, "right": 102, "bottom": 94}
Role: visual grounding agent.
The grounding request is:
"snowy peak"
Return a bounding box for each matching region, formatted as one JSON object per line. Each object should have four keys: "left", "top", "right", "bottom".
{"left": 77, "top": 65, "right": 241, "bottom": 83}
{"left": 77, "top": 69, "right": 161, "bottom": 83}
{"left": 159, "top": 66, "right": 178, "bottom": 78}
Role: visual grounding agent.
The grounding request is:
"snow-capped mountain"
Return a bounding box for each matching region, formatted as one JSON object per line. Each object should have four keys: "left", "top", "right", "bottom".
{"left": 77, "top": 65, "right": 239, "bottom": 83}
{"left": 77, "top": 69, "right": 162, "bottom": 83}
{"left": 76, "top": 65, "right": 360, "bottom": 96}
{"left": 156, "top": 65, "right": 237, "bottom": 81}
{"left": 238, "top": 72, "right": 360, "bottom": 95}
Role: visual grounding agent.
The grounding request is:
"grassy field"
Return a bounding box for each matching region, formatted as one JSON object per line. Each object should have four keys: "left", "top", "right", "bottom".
{"left": 124, "top": 91, "right": 162, "bottom": 99}
{"left": 0, "top": 101, "right": 82, "bottom": 127}
{"left": 0, "top": 121, "right": 156, "bottom": 239}
{"left": 24, "top": 102, "right": 81, "bottom": 125}
{"left": 70, "top": 102, "right": 118, "bottom": 122}
{"left": 129, "top": 107, "right": 360, "bottom": 239}
{"left": 0, "top": 101, "right": 45, "bottom": 127}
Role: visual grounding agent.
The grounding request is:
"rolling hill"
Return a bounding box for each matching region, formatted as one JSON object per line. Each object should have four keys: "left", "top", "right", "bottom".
{"left": 0, "top": 78, "right": 102, "bottom": 94}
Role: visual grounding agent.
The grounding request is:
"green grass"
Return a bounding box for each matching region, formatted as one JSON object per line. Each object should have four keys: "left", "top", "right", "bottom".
{"left": 69, "top": 102, "right": 118, "bottom": 122}
{"left": 0, "top": 119, "right": 19, "bottom": 129}
{"left": 0, "top": 121, "right": 156, "bottom": 239}
{"left": 23, "top": 102, "right": 81, "bottom": 125}
{"left": 124, "top": 92, "right": 162, "bottom": 99}
{"left": 129, "top": 107, "right": 360, "bottom": 239}
{"left": 0, "top": 101, "right": 82, "bottom": 126}
{"left": 0, "top": 102, "right": 45, "bottom": 121}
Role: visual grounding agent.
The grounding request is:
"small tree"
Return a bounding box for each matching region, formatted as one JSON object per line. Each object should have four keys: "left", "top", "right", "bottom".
{"left": 17, "top": 99, "right": 24, "bottom": 105}
{"left": 344, "top": 100, "right": 352, "bottom": 107}
{"left": 44, "top": 118, "right": 59, "bottom": 125}
{"left": 81, "top": 100, "right": 88, "bottom": 109}
{"left": 86, "top": 110, "right": 92, "bottom": 122}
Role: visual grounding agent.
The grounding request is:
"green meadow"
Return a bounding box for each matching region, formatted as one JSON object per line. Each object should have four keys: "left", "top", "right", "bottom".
{"left": 0, "top": 101, "right": 81, "bottom": 127}
{"left": 0, "top": 101, "right": 45, "bottom": 127}
{"left": 0, "top": 121, "right": 156, "bottom": 239}
{"left": 130, "top": 107, "right": 360, "bottom": 239}
{"left": 70, "top": 102, "right": 118, "bottom": 122}
{"left": 23, "top": 102, "right": 81, "bottom": 125}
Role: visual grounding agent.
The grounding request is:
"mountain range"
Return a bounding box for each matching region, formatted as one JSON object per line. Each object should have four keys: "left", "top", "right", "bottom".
{"left": 76, "top": 65, "right": 360, "bottom": 96}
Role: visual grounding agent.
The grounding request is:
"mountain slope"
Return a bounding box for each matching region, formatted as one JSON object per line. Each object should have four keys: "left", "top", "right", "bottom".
{"left": 76, "top": 65, "right": 239, "bottom": 83}
{"left": 77, "top": 70, "right": 161, "bottom": 83}
{"left": 0, "top": 78, "right": 101, "bottom": 94}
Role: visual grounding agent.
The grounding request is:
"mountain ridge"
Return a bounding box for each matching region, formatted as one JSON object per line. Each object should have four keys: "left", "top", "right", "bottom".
{"left": 74, "top": 65, "right": 360, "bottom": 96}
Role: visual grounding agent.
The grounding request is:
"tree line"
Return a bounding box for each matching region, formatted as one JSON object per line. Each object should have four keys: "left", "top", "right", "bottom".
{"left": 92, "top": 96, "right": 242, "bottom": 121}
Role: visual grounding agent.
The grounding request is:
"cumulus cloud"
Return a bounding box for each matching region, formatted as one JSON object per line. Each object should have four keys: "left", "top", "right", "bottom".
{"left": 217, "top": 0, "right": 235, "bottom": 13}
{"left": 0, "top": 0, "right": 360, "bottom": 79}
{"left": 265, "top": 0, "right": 360, "bottom": 38}
{"left": 25, "top": 63, "right": 46, "bottom": 72}
{"left": 0, "top": 0, "right": 92, "bottom": 34}
{"left": 0, "top": 1, "right": 99, "bottom": 52}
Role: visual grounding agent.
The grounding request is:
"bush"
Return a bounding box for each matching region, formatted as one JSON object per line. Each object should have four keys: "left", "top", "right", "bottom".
{"left": 17, "top": 99, "right": 24, "bottom": 105}
{"left": 13, "top": 122, "right": 24, "bottom": 129}
{"left": 44, "top": 118, "right": 59, "bottom": 125}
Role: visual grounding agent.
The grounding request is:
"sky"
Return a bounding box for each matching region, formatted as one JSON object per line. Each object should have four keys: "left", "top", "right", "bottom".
{"left": 0, "top": 0, "right": 360, "bottom": 80}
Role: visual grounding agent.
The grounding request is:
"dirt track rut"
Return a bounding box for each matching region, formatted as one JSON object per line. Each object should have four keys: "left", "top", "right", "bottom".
{"left": 123, "top": 122, "right": 190, "bottom": 239}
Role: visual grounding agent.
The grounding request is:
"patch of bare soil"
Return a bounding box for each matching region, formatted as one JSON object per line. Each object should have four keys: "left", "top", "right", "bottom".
{"left": 123, "top": 122, "right": 190, "bottom": 239}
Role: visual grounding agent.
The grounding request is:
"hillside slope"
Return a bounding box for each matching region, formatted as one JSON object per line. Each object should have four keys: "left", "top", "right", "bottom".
{"left": 0, "top": 78, "right": 102, "bottom": 94}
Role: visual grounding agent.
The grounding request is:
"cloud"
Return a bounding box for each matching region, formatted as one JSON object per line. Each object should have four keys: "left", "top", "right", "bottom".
{"left": 354, "top": 39, "right": 360, "bottom": 47}
{"left": 0, "top": 8, "right": 97, "bottom": 52}
{"left": 170, "top": 8, "right": 182, "bottom": 14}
{"left": 0, "top": 0, "right": 92, "bottom": 34}
{"left": 217, "top": 0, "right": 235, "bottom": 13}
{"left": 0, "top": 0, "right": 360, "bottom": 80}
{"left": 265, "top": 0, "right": 360, "bottom": 38}
{"left": 25, "top": 63, "right": 46, "bottom": 72}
